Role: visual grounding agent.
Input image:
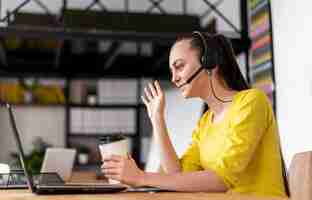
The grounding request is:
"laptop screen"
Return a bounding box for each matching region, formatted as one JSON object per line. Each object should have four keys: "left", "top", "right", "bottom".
{"left": 6, "top": 103, "right": 36, "bottom": 192}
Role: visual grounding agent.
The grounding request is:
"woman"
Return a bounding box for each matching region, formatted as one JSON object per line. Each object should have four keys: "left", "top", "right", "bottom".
{"left": 101, "top": 31, "right": 288, "bottom": 197}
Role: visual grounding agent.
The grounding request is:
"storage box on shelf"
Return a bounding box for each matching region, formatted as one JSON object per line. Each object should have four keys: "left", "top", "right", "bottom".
{"left": 0, "top": 77, "right": 66, "bottom": 106}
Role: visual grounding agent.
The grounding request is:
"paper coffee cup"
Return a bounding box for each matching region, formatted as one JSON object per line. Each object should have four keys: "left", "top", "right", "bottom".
{"left": 98, "top": 136, "right": 130, "bottom": 184}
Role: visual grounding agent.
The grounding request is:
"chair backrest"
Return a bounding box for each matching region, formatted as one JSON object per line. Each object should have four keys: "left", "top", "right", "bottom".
{"left": 288, "top": 151, "right": 312, "bottom": 200}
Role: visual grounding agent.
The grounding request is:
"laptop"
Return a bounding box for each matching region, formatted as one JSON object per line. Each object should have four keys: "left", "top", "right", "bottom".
{"left": 41, "top": 148, "right": 76, "bottom": 182}
{"left": 6, "top": 103, "right": 127, "bottom": 194}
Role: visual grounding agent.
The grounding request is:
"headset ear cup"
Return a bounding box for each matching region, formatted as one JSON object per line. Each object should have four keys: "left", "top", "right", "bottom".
{"left": 203, "top": 33, "right": 218, "bottom": 70}
{"left": 192, "top": 31, "right": 219, "bottom": 71}
{"left": 201, "top": 56, "right": 206, "bottom": 67}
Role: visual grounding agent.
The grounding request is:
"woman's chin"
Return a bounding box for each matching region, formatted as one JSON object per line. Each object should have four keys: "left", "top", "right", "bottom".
{"left": 181, "top": 90, "right": 192, "bottom": 98}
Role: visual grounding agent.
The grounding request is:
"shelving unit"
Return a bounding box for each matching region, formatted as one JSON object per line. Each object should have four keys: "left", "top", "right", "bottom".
{"left": 66, "top": 78, "right": 149, "bottom": 168}
{"left": 0, "top": 76, "right": 151, "bottom": 168}
{"left": 248, "top": 0, "right": 275, "bottom": 108}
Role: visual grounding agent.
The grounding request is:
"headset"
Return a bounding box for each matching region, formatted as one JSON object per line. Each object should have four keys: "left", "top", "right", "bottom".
{"left": 178, "top": 31, "right": 232, "bottom": 103}
{"left": 191, "top": 31, "right": 221, "bottom": 72}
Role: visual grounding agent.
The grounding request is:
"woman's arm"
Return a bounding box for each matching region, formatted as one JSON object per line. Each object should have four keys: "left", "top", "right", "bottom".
{"left": 142, "top": 81, "right": 181, "bottom": 173}
{"left": 142, "top": 170, "right": 228, "bottom": 192}
{"left": 102, "top": 155, "right": 228, "bottom": 192}
{"left": 152, "top": 116, "right": 181, "bottom": 173}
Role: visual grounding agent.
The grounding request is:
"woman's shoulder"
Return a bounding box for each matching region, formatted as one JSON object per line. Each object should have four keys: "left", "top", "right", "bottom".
{"left": 199, "top": 109, "right": 211, "bottom": 124}
{"left": 235, "top": 88, "right": 269, "bottom": 104}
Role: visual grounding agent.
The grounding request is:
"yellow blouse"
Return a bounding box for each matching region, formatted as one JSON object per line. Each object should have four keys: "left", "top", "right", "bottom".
{"left": 180, "top": 89, "right": 287, "bottom": 197}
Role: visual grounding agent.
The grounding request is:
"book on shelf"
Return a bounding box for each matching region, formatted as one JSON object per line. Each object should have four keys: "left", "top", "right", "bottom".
{"left": 70, "top": 80, "right": 87, "bottom": 104}
{"left": 252, "top": 51, "right": 272, "bottom": 67}
{"left": 251, "top": 69, "right": 273, "bottom": 85}
{"left": 251, "top": 33, "right": 271, "bottom": 50}
{"left": 250, "top": 23, "right": 270, "bottom": 39}
{"left": 251, "top": 61, "right": 272, "bottom": 77}
{"left": 252, "top": 44, "right": 271, "bottom": 57}
{"left": 250, "top": 0, "right": 269, "bottom": 16}
{"left": 251, "top": 11, "right": 269, "bottom": 32}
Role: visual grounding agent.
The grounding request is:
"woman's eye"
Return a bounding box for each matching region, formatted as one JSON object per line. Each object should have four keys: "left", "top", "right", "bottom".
{"left": 176, "top": 65, "right": 184, "bottom": 71}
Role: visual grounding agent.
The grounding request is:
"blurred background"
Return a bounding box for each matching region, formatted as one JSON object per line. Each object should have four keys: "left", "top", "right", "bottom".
{"left": 0, "top": 0, "right": 310, "bottom": 175}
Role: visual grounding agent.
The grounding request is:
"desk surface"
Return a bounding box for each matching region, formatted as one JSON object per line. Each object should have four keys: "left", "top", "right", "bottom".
{"left": 0, "top": 190, "right": 288, "bottom": 200}
{"left": 0, "top": 171, "right": 288, "bottom": 200}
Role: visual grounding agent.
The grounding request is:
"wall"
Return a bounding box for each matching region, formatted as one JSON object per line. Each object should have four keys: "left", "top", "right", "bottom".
{"left": 271, "top": 1, "right": 312, "bottom": 166}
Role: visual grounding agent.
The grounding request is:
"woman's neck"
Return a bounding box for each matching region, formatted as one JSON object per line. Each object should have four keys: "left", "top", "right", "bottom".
{"left": 199, "top": 73, "right": 237, "bottom": 115}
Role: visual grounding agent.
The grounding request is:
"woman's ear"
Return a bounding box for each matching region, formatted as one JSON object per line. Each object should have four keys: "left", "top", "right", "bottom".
{"left": 208, "top": 65, "right": 219, "bottom": 77}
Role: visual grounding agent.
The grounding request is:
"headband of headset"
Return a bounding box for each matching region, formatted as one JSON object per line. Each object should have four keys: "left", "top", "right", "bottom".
{"left": 192, "top": 31, "right": 221, "bottom": 70}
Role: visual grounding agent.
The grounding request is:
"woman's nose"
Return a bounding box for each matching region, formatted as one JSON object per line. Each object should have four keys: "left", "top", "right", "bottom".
{"left": 171, "top": 72, "right": 179, "bottom": 84}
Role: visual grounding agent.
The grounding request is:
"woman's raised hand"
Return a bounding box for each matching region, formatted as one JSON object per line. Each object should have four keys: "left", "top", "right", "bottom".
{"left": 141, "top": 80, "right": 165, "bottom": 125}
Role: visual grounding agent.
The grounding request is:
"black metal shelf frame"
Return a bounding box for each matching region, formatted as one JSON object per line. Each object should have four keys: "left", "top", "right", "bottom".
{"left": 68, "top": 133, "right": 137, "bottom": 138}
{"left": 0, "top": 0, "right": 246, "bottom": 40}
{"left": 69, "top": 103, "right": 143, "bottom": 109}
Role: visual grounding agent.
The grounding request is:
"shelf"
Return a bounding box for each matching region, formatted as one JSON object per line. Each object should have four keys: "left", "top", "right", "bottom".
{"left": 69, "top": 103, "right": 143, "bottom": 109}
{"left": 0, "top": 26, "right": 180, "bottom": 43}
{"left": 69, "top": 133, "right": 136, "bottom": 137}
{"left": 9, "top": 103, "right": 65, "bottom": 107}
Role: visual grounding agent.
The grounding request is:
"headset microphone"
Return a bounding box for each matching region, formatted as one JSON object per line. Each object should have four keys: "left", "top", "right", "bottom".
{"left": 177, "top": 66, "right": 205, "bottom": 88}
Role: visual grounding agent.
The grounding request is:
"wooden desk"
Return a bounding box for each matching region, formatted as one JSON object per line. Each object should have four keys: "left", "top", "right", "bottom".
{"left": 0, "top": 171, "right": 288, "bottom": 200}
{"left": 0, "top": 190, "right": 288, "bottom": 200}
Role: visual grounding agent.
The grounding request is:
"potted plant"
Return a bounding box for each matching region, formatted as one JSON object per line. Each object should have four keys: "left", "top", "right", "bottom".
{"left": 10, "top": 137, "right": 51, "bottom": 174}
{"left": 77, "top": 145, "right": 90, "bottom": 165}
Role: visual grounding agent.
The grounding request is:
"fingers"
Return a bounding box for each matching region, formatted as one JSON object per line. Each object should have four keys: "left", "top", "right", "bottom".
{"left": 144, "top": 87, "right": 153, "bottom": 101}
{"left": 141, "top": 95, "right": 149, "bottom": 106}
{"left": 101, "top": 161, "right": 119, "bottom": 170}
{"left": 103, "top": 155, "right": 123, "bottom": 162}
{"left": 104, "top": 174, "right": 120, "bottom": 181}
{"left": 101, "top": 160, "right": 121, "bottom": 176}
{"left": 126, "top": 152, "right": 131, "bottom": 159}
{"left": 154, "top": 80, "right": 163, "bottom": 96}
{"left": 143, "top": 80, "right": 162, "bottom": 101}
{"left": 148, "top": 82, "right": 158, "bottom": 97}
{"left": 102, "top": 168, "right": 120, "bottom": 175}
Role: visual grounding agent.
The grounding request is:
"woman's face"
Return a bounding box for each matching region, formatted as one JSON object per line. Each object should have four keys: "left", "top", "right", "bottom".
{"left": 169, "top": 39, "right": 204, "bottom": 98}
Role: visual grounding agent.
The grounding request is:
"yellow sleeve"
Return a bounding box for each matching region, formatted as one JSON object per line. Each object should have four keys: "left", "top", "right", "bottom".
{"left": 180, "top": 122, "right": 203, "bottom": 172}
{"left": 217, "top": 90, "right": 269, "bottom": 174}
